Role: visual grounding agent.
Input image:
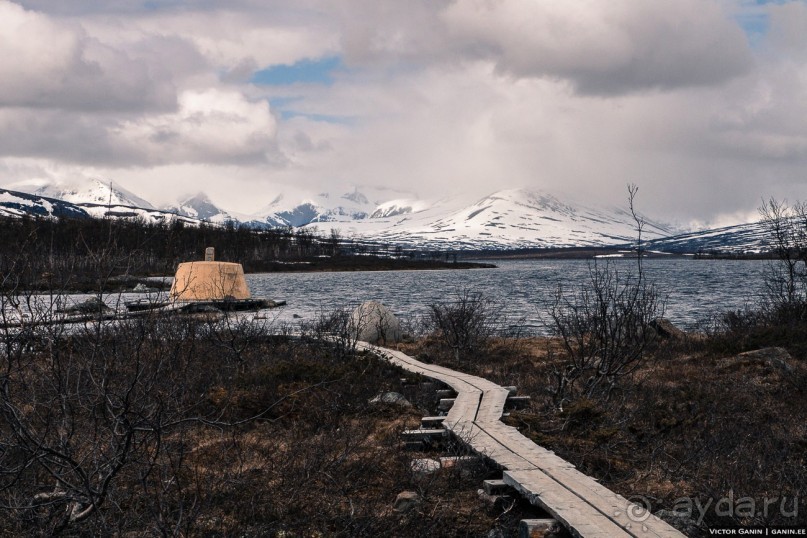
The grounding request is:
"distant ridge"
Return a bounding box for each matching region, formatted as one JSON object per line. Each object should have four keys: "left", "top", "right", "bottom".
{"left": 1, "top": 177, "right": 771, "bottom": 254}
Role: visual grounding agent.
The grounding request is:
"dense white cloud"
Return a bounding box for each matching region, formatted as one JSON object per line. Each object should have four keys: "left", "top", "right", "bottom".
{"left": 114, "top": 89, "right": 281, "bottom": 165}
{"left": 0, "top": 1, "right": 199, "bottom": 111}
{"left": 0, "top": 0, "right": 806, "bottom": 225}
{"left": 443, "top": 0, "right": 753, "bottom": 94}
{"left": 0, "top": 92, "right": 280, "bottom": 167}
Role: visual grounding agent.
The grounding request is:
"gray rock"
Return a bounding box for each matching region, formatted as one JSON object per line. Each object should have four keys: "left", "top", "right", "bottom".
{"left": 656, "top": 509, "right": 700, "bottom": 536}
{"left": 369, "top": 391, "right": 412, "bottom": 408}
{"left": 350, "top": 300, "right": 402, "bottom": 344}
{"left": 736, "top": 347, "right": 793, "bottom": 373}
{"left": 393, "top": 491, "right": 420, "bottom": 513}
{"left": 410, "top": 458, "right": 441, "bottom": 475}
{"left": 477, "top": 488, "right": 498, "bottom": 507}
{"left": 649, "top": 318, "right": 686, "bottom": 339}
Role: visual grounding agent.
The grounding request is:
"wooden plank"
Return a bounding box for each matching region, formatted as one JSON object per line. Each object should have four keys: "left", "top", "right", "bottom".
{"left": 420, "top": 416, "right": 446, "bottom": 428}
{"left": 438, "top": 398, "right": 456, "bottom": 411}
{"left": 506, "top": 395, "right": 532, "bottom": 409}
{"left": 483, "top": 479, "right": 513, "bottom": 496}
{"left": 499, "top": 430, "right": 679, "bottom": 537}
{"left": 401, "top": 428, "right": 447, "bottom": 441}
{"left": 519, "top": 519, "right": 562, "bottom": 538}
{"left": 477, "top": 388, "right": 510, "bottom": 422}
{"left": 505, "top": 469, "right": 632, "bottom": 538}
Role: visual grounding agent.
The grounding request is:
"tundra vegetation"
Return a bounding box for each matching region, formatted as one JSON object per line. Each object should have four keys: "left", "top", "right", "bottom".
{"left": 1, "top": 195, "right": 807, "bottom": 536}
{"left": 0, "top": 300, "right": 543, "bottom": 535}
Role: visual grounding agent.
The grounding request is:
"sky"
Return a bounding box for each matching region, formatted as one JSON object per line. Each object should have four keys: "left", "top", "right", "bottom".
{"left": 1, "top": 0, "right": 807, "bottom": 226}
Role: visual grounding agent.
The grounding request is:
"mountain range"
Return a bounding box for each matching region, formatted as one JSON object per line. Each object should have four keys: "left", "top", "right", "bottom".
{"left": 0, "top": 178, "right": 771, "bottom": 254}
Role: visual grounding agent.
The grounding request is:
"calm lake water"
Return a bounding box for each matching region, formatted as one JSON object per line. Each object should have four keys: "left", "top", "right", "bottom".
{"left": 247, "top": 258, "right": 770, "bottom": 335}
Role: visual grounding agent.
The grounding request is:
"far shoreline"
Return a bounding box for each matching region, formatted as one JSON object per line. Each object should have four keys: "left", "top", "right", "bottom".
{"left": 457, "top": 246, "right": 773, "bottom": 260}
{"left": 241, "top": 258, "right": 497, "bottom": 274}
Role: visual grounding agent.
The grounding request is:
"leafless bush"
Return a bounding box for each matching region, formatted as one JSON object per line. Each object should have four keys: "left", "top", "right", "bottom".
{"left": 427, "top": 289, "right": 499, "bottom": 362}
{"left": 1, "top": 315, "right": 205, "bottom": 534}
{"left": 549, "top": 262, "right": 663, "bottom": 406}
{"left": 548, "top": 186, "right": 664, "bottom": 407}
{"left": 302, "top": 306, "right": 360, "bottom": 359}
{"left": 758, "top": 198, "right": 807, "bottom": 323}
{"left": 203, "top": 313, "right": 275, "bottom": 370}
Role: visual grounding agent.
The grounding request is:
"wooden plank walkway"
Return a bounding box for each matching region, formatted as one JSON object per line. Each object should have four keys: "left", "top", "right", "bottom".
{"left": 358, "top": 343, "right": 684, "bottom": 538}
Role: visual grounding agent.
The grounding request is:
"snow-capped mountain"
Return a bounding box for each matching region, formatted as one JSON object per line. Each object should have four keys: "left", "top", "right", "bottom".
{"left": 0, "top": 185, "right": 201, "bottom": 226}
{"left": 34, "top": 178, "right": 155, "bottom": 209}
{"left": 249, "top": 186, "right": 419, "bottom": 228}
{"left": 0, "top": 177, "right": 774, "bottom": 253}
{"left": 5, "top": 178, "right": 204, "bottom": 225}
{"left": 163, "top": 192, "right": 232, "bottom": 223}
{"left": 0, "top": 188, "right": 91, "bottom": 220}
{"left": 307, "top": 189, "right": 679, "bottom": 250}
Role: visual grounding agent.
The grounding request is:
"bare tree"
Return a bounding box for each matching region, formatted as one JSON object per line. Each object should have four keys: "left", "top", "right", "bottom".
{"left": 758, "top": 198, "right": 807, "bottom": 322}
{"left": 548, "top": 262, "right": 663, "bottom": 406}
{"left": 628, "top": 183, "right": 644, "bottom": 276}
{"left": 548, "top": 185, "right": 664, "bottom": 407}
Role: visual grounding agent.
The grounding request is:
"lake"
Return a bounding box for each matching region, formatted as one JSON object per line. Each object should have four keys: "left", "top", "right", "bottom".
{"left": 247, "top": 258, "right": 771, "bottom": 335}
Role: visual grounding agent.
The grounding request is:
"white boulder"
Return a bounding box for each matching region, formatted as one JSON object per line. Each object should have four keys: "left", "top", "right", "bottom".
{"left": 350, "top": 300, "right": 402, "bottom": 344}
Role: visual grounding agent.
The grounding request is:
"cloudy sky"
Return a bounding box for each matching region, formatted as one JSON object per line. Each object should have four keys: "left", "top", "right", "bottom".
{"left": 1, "top": 0, "right": 806, "bottom": 225}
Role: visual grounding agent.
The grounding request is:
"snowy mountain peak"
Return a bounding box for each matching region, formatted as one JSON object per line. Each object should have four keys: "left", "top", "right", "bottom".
{"left": 164, "top": 192, "right": 232, "bottom": 223}
{"left": 342, "top": 189, "right": 369, "bottom": 205}
{"left": 251, "top": 187, "right": 379, "bottom": 227}
{"left": 34, "top": 178, "right": 155, "bottom": 209}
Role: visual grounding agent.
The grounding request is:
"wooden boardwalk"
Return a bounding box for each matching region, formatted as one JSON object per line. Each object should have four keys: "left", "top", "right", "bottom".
{"left": 359, "top": 343, "right": 685, "bottom": 538}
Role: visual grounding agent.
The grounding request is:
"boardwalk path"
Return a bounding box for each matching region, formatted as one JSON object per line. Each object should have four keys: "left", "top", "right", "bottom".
{"left": 358, "top": 342, "right": 685, "bottom": 538}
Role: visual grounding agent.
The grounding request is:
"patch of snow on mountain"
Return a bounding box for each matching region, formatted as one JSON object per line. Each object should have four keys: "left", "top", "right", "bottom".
{"left": 79, "top": 204, "right": 202, "bottom": 225}
{"left": 371, "top": 199, "right": 430, "bottom": 218}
